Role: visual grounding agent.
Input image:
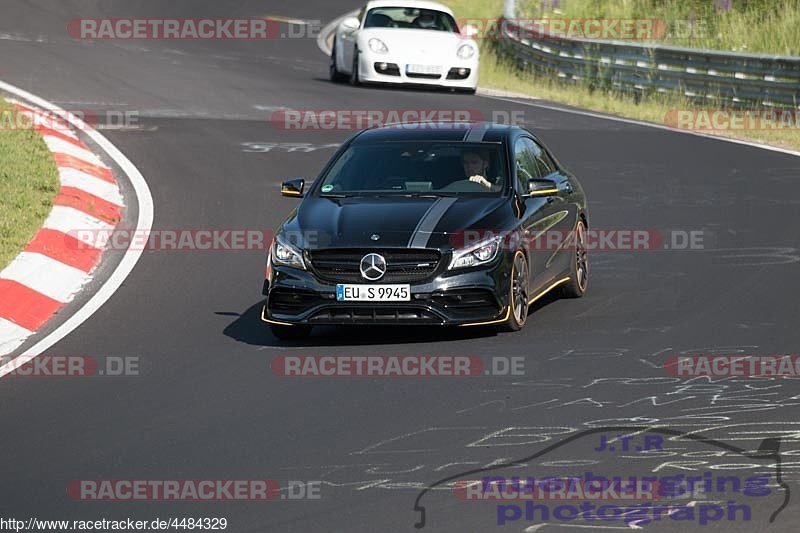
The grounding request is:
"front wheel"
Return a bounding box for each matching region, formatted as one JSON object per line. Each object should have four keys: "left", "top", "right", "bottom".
{"left": 329, "top": 43, "right": 346, "bottom": 82}
{"left": 270, "top": 324, "right": 312, "bottom": 340}
{"left": 499, "top": 251, "right": 529, "bottom": 332}
{"left": 562, "top": 218, "right": 588, "bottom": 298}
{"left": 349, "top": 47, "right": 361, "bottom": 86}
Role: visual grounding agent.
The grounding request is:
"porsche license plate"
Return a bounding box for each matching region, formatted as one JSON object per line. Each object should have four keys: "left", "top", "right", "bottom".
{"left": 406, "top": 64, "right": 442, "bottom": 75}
{"left": 336, "top": 284, "right": 410, "bottom": 302}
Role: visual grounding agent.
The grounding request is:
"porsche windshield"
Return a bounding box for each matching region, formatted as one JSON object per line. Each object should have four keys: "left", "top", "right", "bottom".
{"left": 317, "top": 141, "right": 508, "bottom": 196}
{"left": 363, "top": 8, "right": 459, "bottom": 32}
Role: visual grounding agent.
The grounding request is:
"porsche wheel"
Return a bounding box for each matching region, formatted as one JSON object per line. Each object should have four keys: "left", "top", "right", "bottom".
{"left": 329, "top": 43, "right": 346, "bottom": 83}
{"left": 349, "top": 47, "right": 361, "bottom": 86}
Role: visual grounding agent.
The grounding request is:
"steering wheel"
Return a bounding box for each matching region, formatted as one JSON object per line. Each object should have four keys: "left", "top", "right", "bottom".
{"left": 439, "top": 179, "right": 493, "bottom": 192}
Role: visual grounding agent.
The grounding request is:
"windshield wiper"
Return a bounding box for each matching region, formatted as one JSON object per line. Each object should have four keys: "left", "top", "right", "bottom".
{"left": 403, "top": 192, "right": 459, "bottom": 198}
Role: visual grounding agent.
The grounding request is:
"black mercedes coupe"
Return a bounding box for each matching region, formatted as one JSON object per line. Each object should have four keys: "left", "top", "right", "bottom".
{"left": 261, "top": 122, "right": 588, "bottom": 339}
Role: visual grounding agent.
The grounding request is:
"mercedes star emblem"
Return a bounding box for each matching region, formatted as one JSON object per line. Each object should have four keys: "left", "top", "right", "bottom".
{"left": 360, "top": 253, "right": 387, "bottom": 281}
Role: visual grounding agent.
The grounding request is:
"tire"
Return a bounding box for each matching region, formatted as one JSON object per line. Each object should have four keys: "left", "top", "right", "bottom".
{"left": 349, "top": 47, "right": 361, "bottom": 86}
{"left": 562, "top": 218, "right": 588, "bottom": 298}
{"left": 459, "top": 87, "right": 477, "bottom": 95}
{"left": 329, "top": 43, "right": 346, "bottom": 83}
{"left": 499, "top": 251, "right": 529, "bottom": 332}
{"left": 270, "top": 324, "right": 312, "bottom": 340}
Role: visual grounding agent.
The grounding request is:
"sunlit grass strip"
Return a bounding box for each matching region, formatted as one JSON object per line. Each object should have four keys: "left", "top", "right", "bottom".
{"left": 516, "top": 0, "right": 800, "bottom": 56}
{"left": 0, "top": 99, "right": 60, "bottom": 270}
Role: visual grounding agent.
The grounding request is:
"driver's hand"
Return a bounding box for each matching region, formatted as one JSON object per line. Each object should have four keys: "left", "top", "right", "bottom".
{"left": 469, "top": 175, "right": 492, "bottom": 188}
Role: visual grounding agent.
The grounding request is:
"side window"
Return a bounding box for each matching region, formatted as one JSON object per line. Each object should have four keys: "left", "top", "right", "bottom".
{"left": 357, "top": 7, "right": 366, "bottom": 25}
{"left": 514, "top": 137, "right": 540, "bottom": 193}
{"left": 529, "top": 139, "right": 556, "bottom": 177}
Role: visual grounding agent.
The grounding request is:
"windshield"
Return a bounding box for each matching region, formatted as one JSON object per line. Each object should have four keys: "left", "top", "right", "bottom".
{"left": 316, "top": 142, "right": 508, "bottom": 197}
{"left": 363, "top": 7, "right": 459, "bottom": 32}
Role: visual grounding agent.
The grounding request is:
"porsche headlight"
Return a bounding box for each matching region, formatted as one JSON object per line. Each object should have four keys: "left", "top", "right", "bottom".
{"left": 457, "top": 44, "right": 475, "bottom": 59}
{"left": 271, "top": 236, "right": 306, "bottom": 270}
{"left": 368, "top": 38, "right": 389, "bottom": 54}
{"left": 448, "top": 236, "right": 501, "bottom": 270}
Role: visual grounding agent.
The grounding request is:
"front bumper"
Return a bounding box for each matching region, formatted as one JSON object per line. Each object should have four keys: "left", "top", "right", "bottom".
{"left": 262, "top": 254, "right": 512, "bottom": 327}
{"left": 357, "top": 50, "right": 479, "bottom": 90}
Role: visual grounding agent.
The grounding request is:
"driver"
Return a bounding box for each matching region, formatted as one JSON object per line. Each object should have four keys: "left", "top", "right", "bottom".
{"left": 461, "top": 149, "right": 501, "bottom": 190}
{"left": 413, "top": 12, "right": 439, "bottom": 29}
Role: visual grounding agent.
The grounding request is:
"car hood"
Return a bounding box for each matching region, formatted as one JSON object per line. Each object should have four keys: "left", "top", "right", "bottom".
{"left": 281, "top": 195, "right": 511, "bottom": 250}
{"left": 359, "top": 28, "right": 475, "bottom": 58}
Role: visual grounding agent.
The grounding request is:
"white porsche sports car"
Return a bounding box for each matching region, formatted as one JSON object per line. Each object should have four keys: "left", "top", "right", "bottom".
{"left": 329, "top": 0, "right": 479, "bottom": 93}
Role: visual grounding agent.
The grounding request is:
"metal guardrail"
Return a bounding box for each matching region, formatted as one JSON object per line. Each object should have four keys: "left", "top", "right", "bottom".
{"left": 494, "top": 3, "right": 800, "bottom": 108}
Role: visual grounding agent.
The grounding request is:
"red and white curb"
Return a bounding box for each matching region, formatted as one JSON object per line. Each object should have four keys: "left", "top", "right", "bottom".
{"left": 0, "top": 99, "right": 124, "bottom": 356}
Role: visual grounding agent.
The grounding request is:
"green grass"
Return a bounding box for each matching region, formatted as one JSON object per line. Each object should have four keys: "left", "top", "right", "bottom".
{"left": 441, "top": 0, "right": 800, "bottom": 151}
{"left": 0, "top": 99, "right": 60, "bottom": 270}
{"left": 517, "top": 0, "right": 800, "bottom": 56}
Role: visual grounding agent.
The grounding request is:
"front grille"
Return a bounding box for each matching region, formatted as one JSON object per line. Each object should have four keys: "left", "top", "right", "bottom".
{"left": 307, "top": 249, "right": 441, "bottom": 283}
{"left": 406, "top": 72, "right": 442, "bottom": 79}
{"left": 308, "top": 306, "right": 442, "bottom": 324}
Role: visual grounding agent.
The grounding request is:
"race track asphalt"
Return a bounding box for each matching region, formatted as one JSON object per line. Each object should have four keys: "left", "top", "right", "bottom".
{"left": 0, "top": 1, "right": 799, "bottom": 531}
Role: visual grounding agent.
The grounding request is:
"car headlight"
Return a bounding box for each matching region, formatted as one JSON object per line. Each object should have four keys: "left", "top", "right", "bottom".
{"left": 271, "top": 236, "right": 306, "bottom": 270}
{"left": 457, "top": 44, "right": 475, "bottom": 59}
{"left": 448, "top": 236, "right": 501, "bottom": 270}
{"left": 368, "top": 38, "right": 389, "bottom": 54}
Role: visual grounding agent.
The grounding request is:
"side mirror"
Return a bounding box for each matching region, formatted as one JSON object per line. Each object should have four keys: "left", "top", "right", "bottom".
{"left": 340, "top": 17, "right": 360, "bottom": 30}
{"left": 526, "top": 178, "right": 558, "bottom": 197}
{"left": 281, "top": 178, "right": 305, "bottom": 198}
{"left": 462, "top": 24, "right": 479, "bottom": 38}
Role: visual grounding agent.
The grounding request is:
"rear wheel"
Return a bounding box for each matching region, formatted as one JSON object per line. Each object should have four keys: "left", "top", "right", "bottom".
{"left": 270, "top": 324, "right": 312, "bottom": 340}
{"left": 562, "top": 218, "right": 588, "bottom": 298}
{"left": 329, "top": 43, "right": 346, "bottom": 82}
{"left": 500, "top": 251, "right": 529, "bottom": 332}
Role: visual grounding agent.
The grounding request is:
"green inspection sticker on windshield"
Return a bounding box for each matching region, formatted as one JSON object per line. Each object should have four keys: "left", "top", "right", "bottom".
{"left": 321, "top": 184, "right": 333, "bottom": 192}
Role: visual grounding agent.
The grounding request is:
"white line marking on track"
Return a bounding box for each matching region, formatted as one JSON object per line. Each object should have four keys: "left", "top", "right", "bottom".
{"left": 0, "top": 252, "right": 88, "bottom": 303}
{"left": 482, "top": 95, "right": 800, "bottom": 159}
{"left": 0, "top": 79, "right": 154, "bottom": 377}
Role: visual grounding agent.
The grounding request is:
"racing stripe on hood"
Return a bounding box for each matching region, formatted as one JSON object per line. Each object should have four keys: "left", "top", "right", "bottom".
{"left": 464, "top": 123, "right": 488, "bottom": 142}
{"left": 408, "top": 197, "right": 458, "bottom": 248}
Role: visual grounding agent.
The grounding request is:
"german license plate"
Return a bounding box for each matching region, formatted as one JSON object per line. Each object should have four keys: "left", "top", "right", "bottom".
{"left": 336, "top": 284, "right": 410, "bottom": 302}
{"left": 406, "top": 64, "right": 442, "bottom": 75}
